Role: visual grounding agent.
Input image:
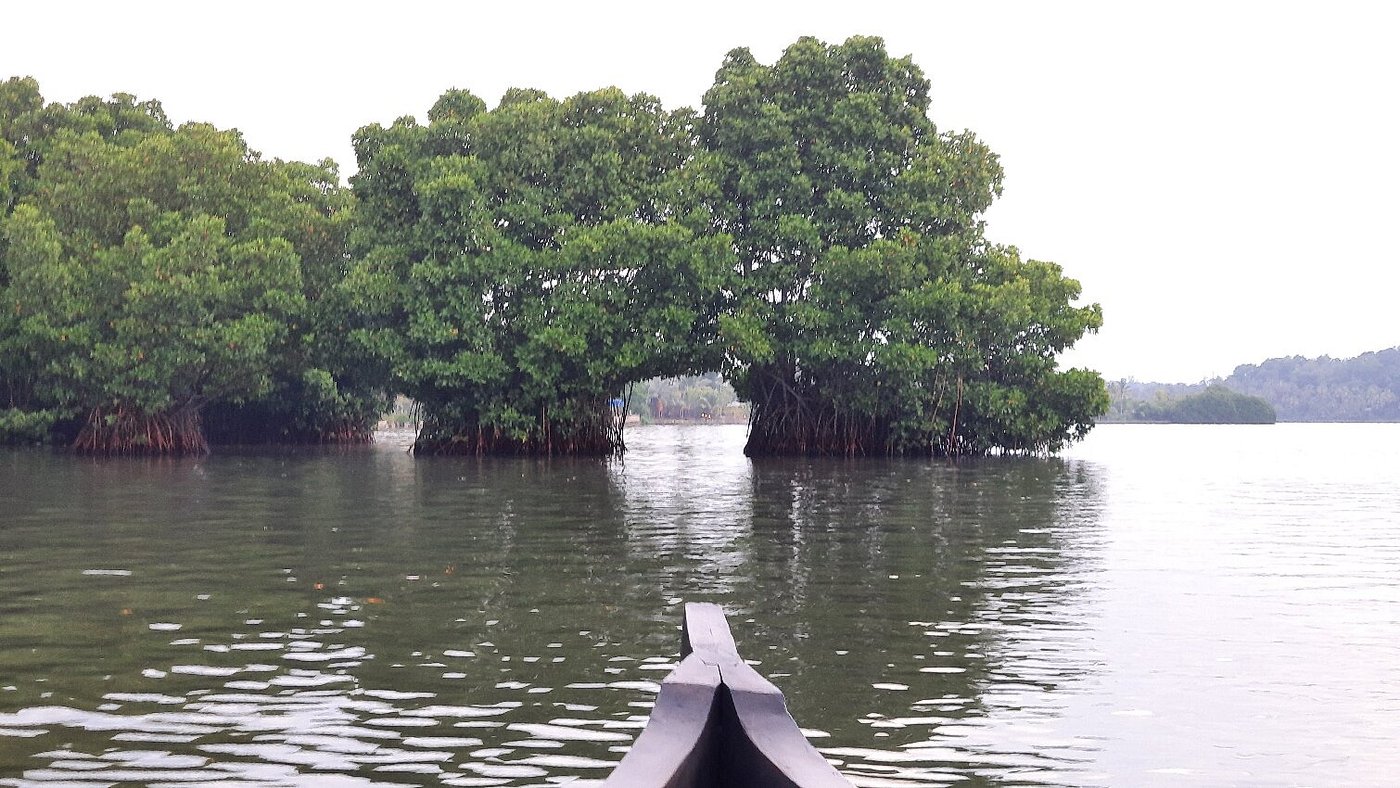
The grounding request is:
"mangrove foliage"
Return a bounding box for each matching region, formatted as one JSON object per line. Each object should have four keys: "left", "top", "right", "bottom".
{"left": 2, "top": 35, "right": 1108, "bottom": 456}
{"left": 348, "top": 88, "right": 730, "bottom": 455}
{"left": 701, "top": 37, "right": 1105, "bottom": 455}
{"left": 0, "top": 77, "right": 385, "bottom": 452}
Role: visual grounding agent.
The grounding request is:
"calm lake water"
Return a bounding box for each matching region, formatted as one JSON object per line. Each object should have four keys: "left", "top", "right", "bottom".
{"left": 1, "top": 423, "right": 1397, "bottom": 786}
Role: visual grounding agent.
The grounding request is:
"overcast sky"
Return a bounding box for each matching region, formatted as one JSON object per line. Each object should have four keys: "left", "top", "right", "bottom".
{"left": 6, "top": 1, "right": 1396, "bottom": 382}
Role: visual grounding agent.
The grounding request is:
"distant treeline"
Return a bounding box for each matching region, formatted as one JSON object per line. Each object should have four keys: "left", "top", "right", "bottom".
{"left": 1107, "top": 384, "right": 1275, "bottom": 424}
{"left": 629, "top": 374, "right": 741, "bottom": 422}
{"left": 1109, "top": 347, "right": 1400, "bottom": 423}
{"left": 1227, "top": 348, "right": 1400, "bottom": 421}
{"left": 1, "top": 36, "right": 1109, "bottom": 457}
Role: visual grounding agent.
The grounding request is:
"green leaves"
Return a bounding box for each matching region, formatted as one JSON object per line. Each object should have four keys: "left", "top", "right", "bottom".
{"left": 700, "top": 37, "right": 1105, "bottom": 456}
{"left": 1, "top": 46, "right": 1109, "bottom": 456}
{"left": 352, "top": 86, "right": 734, "bottom": 454}
{"left": 0, "top": 81, "right": 380, "bottom": 450}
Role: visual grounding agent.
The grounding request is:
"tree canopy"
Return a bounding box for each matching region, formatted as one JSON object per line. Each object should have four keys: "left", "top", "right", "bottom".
{"left": 700, "top": 37, "right": 1106, "bottom": 455}
{"left": 0, "top": 79, "right": 385, "bottom": 452}
{"left": 349, "top": 87, "right": 730, "bottom": 455}
{"left": 2, "top": 36, "right": 1108, "bottom": 456}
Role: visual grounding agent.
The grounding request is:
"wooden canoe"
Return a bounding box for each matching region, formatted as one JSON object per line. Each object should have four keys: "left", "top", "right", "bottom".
{"left": 600, "top": 602, "right": 853, "bottom": 788}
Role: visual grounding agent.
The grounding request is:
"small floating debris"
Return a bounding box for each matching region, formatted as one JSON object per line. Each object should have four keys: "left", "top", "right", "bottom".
{"left": 82, "top": 569, "right": 132, "bottom": 576}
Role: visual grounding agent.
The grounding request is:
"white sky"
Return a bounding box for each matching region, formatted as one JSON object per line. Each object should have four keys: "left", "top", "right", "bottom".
{"left": 5, "top": 1, "right": 1397, "bottom": 383}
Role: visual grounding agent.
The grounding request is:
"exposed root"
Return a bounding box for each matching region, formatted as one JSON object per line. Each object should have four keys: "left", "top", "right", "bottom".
{"left": 413, "top": 398, "right": 626, "bottom": 458}
{"left": 73, "top": 406, "right": 209, "bottom": 456}
{"left": 741, "top": 367, "right": 976, "bottom": 458}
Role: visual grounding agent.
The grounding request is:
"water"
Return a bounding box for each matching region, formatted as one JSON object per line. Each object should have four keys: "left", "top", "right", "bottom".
{"left": 0, "top": 423, "right": 1397, "bottom": 786}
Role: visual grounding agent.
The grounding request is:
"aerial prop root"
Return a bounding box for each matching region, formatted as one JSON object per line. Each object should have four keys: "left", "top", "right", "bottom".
{"left": 73, "top": 405, "right": 209, "bottom": 456}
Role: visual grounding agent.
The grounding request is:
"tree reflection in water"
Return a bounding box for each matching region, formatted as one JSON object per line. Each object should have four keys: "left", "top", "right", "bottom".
{"left": 0, "top": 425, "right": 1107, "bottom": 785}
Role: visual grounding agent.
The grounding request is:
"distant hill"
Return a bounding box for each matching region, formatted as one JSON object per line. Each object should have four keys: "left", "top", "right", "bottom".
{"left": 1109, "top": 347, "right": 1400, "bottom": 422}
{"left": 1225, "top": 347, "right": 1400, "bottom": 421}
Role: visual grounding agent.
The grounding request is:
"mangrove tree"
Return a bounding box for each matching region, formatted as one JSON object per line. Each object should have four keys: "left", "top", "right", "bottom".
{"left": 349, "top": 87, "right": 730, "bottom": 455}
{"left": 699, "top": 36, "right": 1107, "bottom": 455}
{"left": 0, "top": 79, "right": 385, "bottom": 452}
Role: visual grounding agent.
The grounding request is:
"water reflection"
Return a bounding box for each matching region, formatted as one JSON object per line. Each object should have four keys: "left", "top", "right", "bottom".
{"left": 725, "top": 455, "right": 1109, "bottom": 786}
{"left": 1, "top": 430, "right": 1113, "bottom": 785}
{"left": 1, "top": 447, "right": 659, "bottom": 785}
{"left": 0, "top": 429, "right": 1111, "bottom": 786}
{"left": 609, "top": 425, "right": 755, "bottom": 597}
{"left": 12, "top": 425, "right": 1395, "bottom": 785}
